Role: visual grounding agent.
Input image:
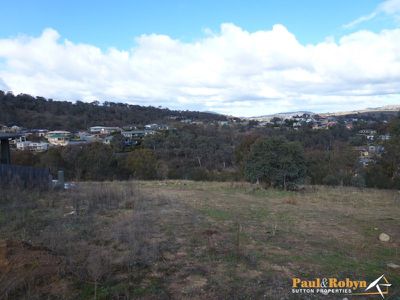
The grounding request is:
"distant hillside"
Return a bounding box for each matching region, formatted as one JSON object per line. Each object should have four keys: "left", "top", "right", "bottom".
{"left": 248, "top": 111, "right": 314, "bottom": 121}
{"left": 248, "top": 105, "right": 400, "bottom": 121}
{"left": 320, "top": 105, "right": 400, "bottom": 117}
{"left": 0, "top": 91, "right": 227, "bottom": 131}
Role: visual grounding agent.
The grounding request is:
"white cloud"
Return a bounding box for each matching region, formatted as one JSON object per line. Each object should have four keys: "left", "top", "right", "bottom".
{"left": 0, "top": 77, "right": 9, "bottom": 91}
{"left": 344, "top": 0, "right": 400, "bottom": 28}
{"left": 343, "top": 12, "right": 378, "bottom": 29}
{"left": 0, "top": 24, "right": 400, "bottom": 116}
{"left": 379, "top": 0, "right": 400, "bottom": 14}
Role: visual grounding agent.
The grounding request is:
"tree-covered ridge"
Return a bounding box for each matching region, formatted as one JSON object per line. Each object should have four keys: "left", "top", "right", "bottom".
{"left": 4, "top": 90, "right": 400, "bottom": 190}
{"left": 0, "top": 90, "right": 227, "bottom": 130}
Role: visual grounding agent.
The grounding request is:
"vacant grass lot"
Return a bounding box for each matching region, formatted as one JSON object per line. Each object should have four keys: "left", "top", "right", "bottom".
{"left": 0, "top": 181, "right": 399, "bottom": 299}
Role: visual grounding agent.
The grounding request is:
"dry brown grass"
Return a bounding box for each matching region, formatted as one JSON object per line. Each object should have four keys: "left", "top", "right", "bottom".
{"left": 137, "top": 181, "right": 400, "bottom": 299}
{"left": 0, "top": 181, "right": 399, "bottom": 299}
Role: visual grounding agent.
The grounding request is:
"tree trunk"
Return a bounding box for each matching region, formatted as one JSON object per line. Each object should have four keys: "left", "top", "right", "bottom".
{"left": 197, "top": 156, "right": 202, "bottom": 167}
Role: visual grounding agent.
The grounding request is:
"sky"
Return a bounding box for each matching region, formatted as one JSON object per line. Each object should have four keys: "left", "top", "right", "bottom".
{"left": 0, "top": 0, "right": 400, "bottom": 116}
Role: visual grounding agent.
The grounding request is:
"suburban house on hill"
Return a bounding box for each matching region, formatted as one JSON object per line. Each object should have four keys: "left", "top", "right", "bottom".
{"left": 28, "top": 129, "right": 49, "bottom": 137}
{"left": 144, "top": 123, "right": 168, "bottom": 130}
{"left": 46, "top": 131, "right": 72, "bottom": 146}
{"left": 358, "top": 129, "right": 377, "bottom": 141}
{"left": 89, "top": 126, "right": 122, "bottom": 135}
{"left": 16, "top": 141, "right": 49, "bottom": 152}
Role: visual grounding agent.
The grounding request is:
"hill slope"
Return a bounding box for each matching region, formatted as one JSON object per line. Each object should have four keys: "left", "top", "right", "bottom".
{"left": 0, "top": 91, "right": 227, "bottom": 130}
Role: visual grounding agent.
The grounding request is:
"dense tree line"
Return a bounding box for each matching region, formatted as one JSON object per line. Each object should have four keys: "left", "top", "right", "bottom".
{"left": 0, "top": 91, "right": 227, "bottom": 130}
{"left": 5, "top": 91, "right": 400, "bottom": 190}
{"left": 142, "top": 124, "right": 238, "bottom": 180}
{"left": 365, "top": 117, "right": 400, "bottom": 189}
{"left": 10, "top": 115, "right": 400, "bottom": 189}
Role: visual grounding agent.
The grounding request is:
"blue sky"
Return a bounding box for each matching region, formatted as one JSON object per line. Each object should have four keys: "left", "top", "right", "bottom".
{"left": 0, "top": 0, "right": 400, "bottom": 116}
{"left": 0, "top": 0, "right": 385, "bottom": 47}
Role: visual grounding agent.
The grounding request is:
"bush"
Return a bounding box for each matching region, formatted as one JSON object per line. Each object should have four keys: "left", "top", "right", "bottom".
{"left": 125, "top": 149, "right": 158, "bottom": 180}
{"left": 322, "top": 174, "right": 341, "bottom": 186}
{"left": 350, "top": 175, "right": 366, "bottom": 188}
{"left": 188, "top": 167, "right": 210, "bottom": 181}
{"left": 244, "top": 137, "right": 306, "bottom": 189}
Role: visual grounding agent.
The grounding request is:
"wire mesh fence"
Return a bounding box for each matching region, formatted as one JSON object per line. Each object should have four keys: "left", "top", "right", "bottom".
{"left": 0, "top": 164, "right": 52, "bottom": 190}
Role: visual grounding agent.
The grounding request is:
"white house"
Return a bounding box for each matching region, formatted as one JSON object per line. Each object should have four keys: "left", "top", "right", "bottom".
{"left": 379, "top": 134, "right": 391, "bottom": 141}
{"left": 46, "top": 131, "right": 71, "bottom": 146}
{"left": 89, "top": 126, "right": 121, "bottom": 135}
{"left": 145, "top": 124, "right": 158, "bottom": 130}
{"left": 16, "top": 141, "right": 49, "bottom": 152}
{"left": 35, "top": 129, "right": 49, "bottom": 137}
{"left": 144, "top": 124, "right": 169, "bottom": 130}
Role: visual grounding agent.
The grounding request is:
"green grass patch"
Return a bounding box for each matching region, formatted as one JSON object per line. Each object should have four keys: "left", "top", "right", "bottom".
{"left": 269, "top": 253, "right": 307, "bottom": 265}
{"left": 312, "top": 252, "right": 360, "bottom": 274}
{"left": 245, "top": 188, "right": 293, "bottom": 198}
{"left": 248, "top": 208, "right": 269, "bottom": 220}
{"left": 79, "top": 283, "right": 112, "bottom": 300}
{"left": 200, "top": 208, "right": 232, "bottom": 221}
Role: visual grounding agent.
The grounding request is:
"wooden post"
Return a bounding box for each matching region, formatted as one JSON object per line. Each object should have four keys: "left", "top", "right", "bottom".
{"left": 0, "top": 139, "right": 11, "bottom": 164}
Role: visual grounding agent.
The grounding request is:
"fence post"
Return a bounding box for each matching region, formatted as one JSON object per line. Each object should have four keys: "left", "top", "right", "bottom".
{"left": 0, "top": 139, "right": 11, "bottom": 164}
{"left": 57, "top": 170, "right": 65, "bottom": 189}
